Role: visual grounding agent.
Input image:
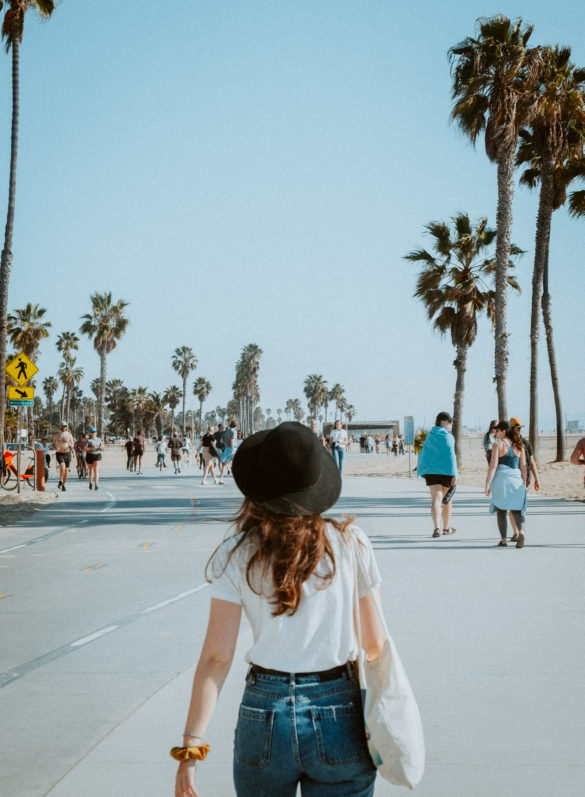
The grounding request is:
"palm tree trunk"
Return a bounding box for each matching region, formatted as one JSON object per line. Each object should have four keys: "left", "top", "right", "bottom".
{"left": 59, "top": 385, "right": 66, "bottom": 423}
{"left": 452, "top": 344, "right": 468, "bottom": 463}
{"left": 494, "top": 152, "right": 515, "bottom": 420}
{"left": 48, "top": 396, "right": 53, "bottom": 429}
{"left": 182, "top": 376, "right": 187, "bottom": 434}
{"left": 98, "top": 350, "right": 107, "bottom": 438}
{"left": 199, "top": 400, "right": 203, "bottom": 435}
{"left": 0, "top": 39, "right": 20, "bottom": 448}
{"left": 542, "top": 255, "right": 566, "bottom": 461}
{"left": 528, "top": 159, "right": 555, "bottom": 459}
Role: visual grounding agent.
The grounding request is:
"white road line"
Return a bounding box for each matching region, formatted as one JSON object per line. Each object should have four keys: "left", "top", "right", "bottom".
{"left": 141, "top": 584, "right": 209, "bottom": 614}
{"left": 99, "top": 491, "right": 117, "bottom": 512}
{"left": 0, "top": 543, "right": 28, "bottom": 554}
{"left": 70, "top": 625, "right": 119, "bottom": 648}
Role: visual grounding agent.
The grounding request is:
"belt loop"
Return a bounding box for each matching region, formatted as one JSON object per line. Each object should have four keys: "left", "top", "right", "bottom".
{"left": 289, "top": 671, "right": 295, "bottom": 686}
{"left": 245, "top": 664, "right": 256, "bottom": 686}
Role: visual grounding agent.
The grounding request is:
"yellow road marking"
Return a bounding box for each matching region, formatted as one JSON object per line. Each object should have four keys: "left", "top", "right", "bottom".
{"left": 190, "top": 496, "right": 199, "bottom": 515}
{"left": 173, "top": 525, "right": 182, "bottom": 530}
{"left": 80, "top": 563, "right": 105, "bottom": 572}
{"left": 0, "top": 594, "right": 8, "bottom": 600}
{"left": 139, "top": 542, "right": 153, "bottom": 548}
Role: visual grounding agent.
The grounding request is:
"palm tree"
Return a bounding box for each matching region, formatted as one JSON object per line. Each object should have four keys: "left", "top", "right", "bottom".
{"left": 303, "top": 375, "right": 328, "bottom": 426}
{"left": 148, "top": 391, "right": 167, "bottom": 438}
{"left": 193, "top": 377, "right": 211, "bottom": 435}
{"left": 290, "top": 398, "right": 304, "bottom": 423}
{"left": 163, "top": 385, "right": 182, "bottom": 434}
{"left": 56, "top": 331, "right": 79, "bottom": 363}
{"left": 516, "top": 47, "right": 585, "bottom": 460}
{"left": 171, "top": 346, "right": 197, "bottom": 434}
{"left": 346, "top": 404, "right": 356, "bottom": 424}
{"left": 43, "top": 375, "right": 57, "bottom": 428}
{"left": 449, "top": 15, "right": 540, "bottom": 418}
{"left": 7, "top": 302, "right": 51, "bottom": 440}
{"left": 80, "top": 292, "right": 129, "bottom": 437}
{"left": 58, "top": 358, "right": 84, "bottom": 425}
{"left": 233, "top": 344, "right": 263, "bottom": 434}
{"left": 328, "top": 383, "right": 345, "bottom": 420}
{"left": 405, "top": 213, "right": 522, "bottom": 460}
{"left": 130, "top": 386, "right": 149, "bottom": 432}
{"left": 0, "top": 0, "right": 56, "bottom": 447}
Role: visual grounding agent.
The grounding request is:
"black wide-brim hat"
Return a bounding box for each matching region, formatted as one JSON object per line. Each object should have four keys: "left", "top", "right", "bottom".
{"left": 232, "top": 421, "right": 342, "bottom": 516}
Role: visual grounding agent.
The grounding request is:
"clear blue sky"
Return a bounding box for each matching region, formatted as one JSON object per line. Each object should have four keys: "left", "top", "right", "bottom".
{"left": 1, "top": 0, "right": 584, "bottom": 431}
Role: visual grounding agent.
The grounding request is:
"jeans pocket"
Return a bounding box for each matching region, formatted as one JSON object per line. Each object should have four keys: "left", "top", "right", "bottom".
{"left": 234, "top": 704, "right": 275, "bottom": 768}
{"left": 311, "top": 702, "right": 370, "bottom": 766}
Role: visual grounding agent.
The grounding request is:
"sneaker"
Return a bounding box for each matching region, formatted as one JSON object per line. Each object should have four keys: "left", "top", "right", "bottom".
{"left": 95, "top": 484, "right": 99, "bottom": 491}
{"left": 58, "top": 480, "right": 62, "bottom": 489}
{"left": 178, "top": 468, "right": 181, "bottom": 473}
{"left": 201, "top": 481, "right": 207, "bottom": 486}
{"left": 89, "top": 483, "right": 93, "bottom": 490}
{"left": 61, "top": 484, "right": 66, "bottom": 492}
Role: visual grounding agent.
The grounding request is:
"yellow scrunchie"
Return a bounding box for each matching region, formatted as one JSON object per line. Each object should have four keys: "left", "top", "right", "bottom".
{"left": 170, "top": 744, "right": 210, "bottom": 762}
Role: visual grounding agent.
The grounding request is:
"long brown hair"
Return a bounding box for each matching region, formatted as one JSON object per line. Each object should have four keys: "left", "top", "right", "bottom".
{"left": 206, "top": 498, "right": 355, "bottom": 617}
{"left": 496, "top": 420, "right": 523, "bottom": 451}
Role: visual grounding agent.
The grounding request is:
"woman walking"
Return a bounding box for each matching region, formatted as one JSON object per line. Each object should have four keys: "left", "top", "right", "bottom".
{"left": 416, "top": 412, "right": 458, "bottom": 538}
{"left": 197, "top": 426, "right": 219, "bottom": 486}
{"left": 85, "top": 427, "right": 103, "bottom": 491}
{"left": 174, "top": 422, "right": 385, "bottom": 797}
{"left": 485, "top": 421, "right": 527, "bottom": 548}
{"left": 330, "top": 418, "right": 348, "bottom": 475}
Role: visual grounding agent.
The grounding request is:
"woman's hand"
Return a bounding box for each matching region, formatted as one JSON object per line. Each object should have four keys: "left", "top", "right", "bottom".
{"left": 176, "top": 760, "right": 199, "bottom": 797}
{"left": 485, "top": 485, "right": 490, "bottom": 497}
{"left": 534, "top": 479, "right": 540, "bottom": 492}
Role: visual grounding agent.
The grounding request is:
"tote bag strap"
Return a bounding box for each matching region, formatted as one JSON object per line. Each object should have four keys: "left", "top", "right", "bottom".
{"left": 350, "top": 531, "right": 390, "bottom": 667}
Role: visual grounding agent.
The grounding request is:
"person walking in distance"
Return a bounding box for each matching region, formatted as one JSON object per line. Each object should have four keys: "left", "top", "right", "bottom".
{"left": 508, "top": 417, "right": 540, "bottom": 541}
{"left": 133, "top": 430, "right": 145, "bottom": 475}
{"left": 197, "top": 426, "right": 219, "bottom": 486}
{"left": 85, "top": 427, "right": 103, "bottom": 491}
{"left": 485, "top": 421, "right": 527, "bottom": 548}
{"left": 53, "top": 421, "right": 74, "bottom": 492}
{"left": 173, "top": 422, "right": 385, "bottom": 797}
{"left": 482, "top": 421, "right": 498, "bottom": 465}
{"left": 124, "top": 436, "right": 134, "bottom": 471}
{"left": 330, "top": 418, "right": 348, "bottom": 475}
{"left": 169, "top": 432, "right": 183, "bottom": 474}
{"left": 155, "top": 436, "right": 167, "bottom": 471}
{"left": 570, "top": 436, "right": 585, "bottom": 487}
{"left": 218, "top": 420, "right": 237, "bottom": 484}
{"left": 416, "top": 412, "right": 458, "bottom": 538}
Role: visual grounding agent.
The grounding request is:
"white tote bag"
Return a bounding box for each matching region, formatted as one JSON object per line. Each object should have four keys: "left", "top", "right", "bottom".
{"left": 351, "top": 535, "right": 425, "bottom": 789}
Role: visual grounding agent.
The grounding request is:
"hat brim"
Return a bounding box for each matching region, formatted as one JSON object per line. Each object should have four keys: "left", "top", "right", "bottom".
{"left": 232, "top": 430, "right": 341, "bottom": 516}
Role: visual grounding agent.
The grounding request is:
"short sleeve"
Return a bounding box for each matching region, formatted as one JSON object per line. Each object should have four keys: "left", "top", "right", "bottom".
{"left": 352, "top": 527, "right": 382, "bottom": 598}
{"left": 208, "top": 538, "right": 243, "bottom": 605}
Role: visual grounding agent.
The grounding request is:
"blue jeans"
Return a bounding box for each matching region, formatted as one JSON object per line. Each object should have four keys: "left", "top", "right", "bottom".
{"left": 332, "top": 446, "right": 345, "bottom": 475}
{"left": 233, "top": 667, "right": 376, "bottom": 797}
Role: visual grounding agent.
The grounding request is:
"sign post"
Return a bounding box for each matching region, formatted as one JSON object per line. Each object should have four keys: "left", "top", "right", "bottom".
{"left": 403, "top": 416, "right": 415, "bottom": 479}
{"left": 5, "top": 353, "right": 39, "bottom": 495}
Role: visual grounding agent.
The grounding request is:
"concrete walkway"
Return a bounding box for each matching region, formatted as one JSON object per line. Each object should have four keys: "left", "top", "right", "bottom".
{"left": 1, "top": 471, "right": 584, "bottom": 796}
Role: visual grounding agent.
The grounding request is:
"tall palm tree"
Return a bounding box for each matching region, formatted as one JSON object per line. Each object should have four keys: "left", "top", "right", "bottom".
{"left": 345, "top": 404, "right": 356, "bottom": 424}
{"left": 449, "top": 15, "right": 540, "bottom": 418}
{"left": 163, "top": 385, "right": 182, "bottom": 434}
{"left": 80, "top": 292, "right": 129, "bottom": 437}
{"left": 0, "top": 0, "right": 56, "bottom": 447}
{"left": 7, "top": 302, "right": 51, "bottom": 440}
{"left": 58, "top": 358, "right": 84, "bottom": 425}
{"left": 171, "top": 346, "right": 197, "bottom": 434}
{"left": 130, "top": 386, "right": 149, "bottom": 432}
{"left": 303, "top": 375, "right": 328, "bottom": 425}
{"left": 193, "top": 377, "right": 211, "bottom": 435}
{"left": 405, "top": 213, "right": 522, "bottom": 460}
{"left": 290, "top": 398, "right": 304, "bottom": 423}
{"left": 329, "top": 383, "right": 345, "bottom": 420}
{"left": 516, "top": 47, "right": 585, "bottom": 460}
{"left": 43, "top": 375, "right": 57, "bottom": 428}
{"left": 56, "top": 331, "right": 79, "bottom": 363}
{"left": 233, "top": 344, "right": 263, "bottom": 433}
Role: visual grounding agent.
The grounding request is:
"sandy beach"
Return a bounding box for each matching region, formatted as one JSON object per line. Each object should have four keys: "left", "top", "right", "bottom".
{"left": 343, "top": 433, "right": 585, "bottom": 503}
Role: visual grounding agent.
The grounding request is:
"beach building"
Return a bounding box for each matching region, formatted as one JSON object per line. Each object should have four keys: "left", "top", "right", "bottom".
{"left": 322, "top": 420, "right": 399, "bottom": 438}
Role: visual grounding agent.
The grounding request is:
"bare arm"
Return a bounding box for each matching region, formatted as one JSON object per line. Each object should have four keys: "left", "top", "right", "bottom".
{"left": 176, "top": 598, "right": 242, "bottom": 797}
{"left": 570, "top": 441, "right": 585, "bottom": 466}
{"left": 485, "top": 442, "right": 500, "bottom": 495}
{"left": 519, "top": 448, "right": 527, "bottom": 485}
{"left": 358, "top": 589, "right": 386, "bottom": 662}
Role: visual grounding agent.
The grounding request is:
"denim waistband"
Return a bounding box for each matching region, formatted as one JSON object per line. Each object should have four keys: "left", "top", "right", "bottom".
{"left": 247, "top": 662, "right": 355, "bottom": 685}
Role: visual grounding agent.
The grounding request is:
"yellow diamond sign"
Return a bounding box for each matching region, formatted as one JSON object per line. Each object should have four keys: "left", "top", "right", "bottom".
{"left": 5, "top": 352, "right": 38, "bottom": 386}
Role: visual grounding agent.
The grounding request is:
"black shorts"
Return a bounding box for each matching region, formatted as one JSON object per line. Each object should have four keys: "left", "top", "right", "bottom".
{"left": 86, "top": 452, "right": 102, "bottom": 464}
{"left": 424, "top": 474, "right": 453, "bottom": 488}
{"left": 55, "top": 451, "right": 72, "bottom": 467}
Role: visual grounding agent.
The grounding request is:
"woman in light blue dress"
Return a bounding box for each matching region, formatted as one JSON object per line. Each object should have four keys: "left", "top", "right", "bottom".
{"left": 485, "top": 421, "right": 527, "bottom": 548}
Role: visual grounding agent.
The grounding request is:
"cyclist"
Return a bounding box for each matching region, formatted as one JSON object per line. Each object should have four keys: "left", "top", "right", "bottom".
{"left": 74, "top": 433, "right": 87, "bottom": 479}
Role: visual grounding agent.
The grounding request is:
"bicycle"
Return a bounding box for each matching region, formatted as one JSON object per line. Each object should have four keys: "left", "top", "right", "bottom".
{"left": 1, "top": 449, "right": 35, "bottom": 491}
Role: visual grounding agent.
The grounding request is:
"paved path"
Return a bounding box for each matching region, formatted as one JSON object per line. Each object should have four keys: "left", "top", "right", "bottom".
{"left": 1, "top": 467, "right": 584, "bottom": 796}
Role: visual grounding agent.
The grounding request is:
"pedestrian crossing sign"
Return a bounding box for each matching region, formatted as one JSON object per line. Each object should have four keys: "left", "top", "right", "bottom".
{"left": 5, "top": 352, "right": 38, "bottom": 386}
{"left": 8, "top": 385, "right": 35, "bottom": 403}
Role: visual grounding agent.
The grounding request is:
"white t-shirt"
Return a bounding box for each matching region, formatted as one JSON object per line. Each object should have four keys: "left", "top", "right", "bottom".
{"left": 209, "top": 524, "right": 381, "bottom": 672}
{"left": 331, "top": 428, "right": 348, "bottom": 447}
